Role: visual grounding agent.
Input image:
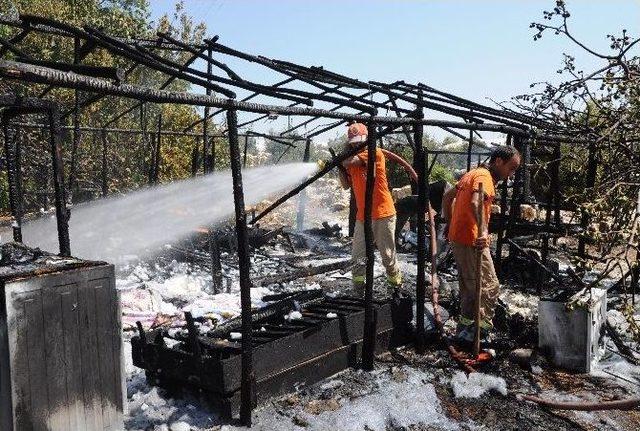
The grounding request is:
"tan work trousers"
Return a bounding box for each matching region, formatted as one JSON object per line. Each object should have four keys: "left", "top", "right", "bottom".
{"left": 351, "top": 215, "right": 399, "bottom": 286}
{"left": 451, "top": 241, "right": 500, "bottom": 329}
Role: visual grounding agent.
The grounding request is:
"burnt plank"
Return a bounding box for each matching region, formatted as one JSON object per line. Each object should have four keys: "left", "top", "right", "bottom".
{"left": 8, "top": 292, "right": 32, "bottom": 430}
{"left": 109, "top": 278, "right": 125, "bottom": 425}
{"left": 24, "top": 292, "right": 49, "bottom": 431}
{"left": 43, "top": 285, "right": 71, "bottom": 430}
{"left": 218, "top": 301, "right": 399, "bottom": 393}
{"left": 78, "top": 280, "right": 105, "bottom": 431}
{"left": 93, "top": 278, "right": 117, "bottom": 427}
{"left": 59, "top": 284, "right": 86, "bottom": 431}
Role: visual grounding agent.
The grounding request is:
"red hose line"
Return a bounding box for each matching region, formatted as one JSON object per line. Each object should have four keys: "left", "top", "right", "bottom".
{"left": 522, "top": 395, "right": 640, "bottom": 411}
{"left": 380, "top": 149, "right": 418, "bottom": 183}
{"left": 381, "top": 148, "right": 476, "bottom": 373}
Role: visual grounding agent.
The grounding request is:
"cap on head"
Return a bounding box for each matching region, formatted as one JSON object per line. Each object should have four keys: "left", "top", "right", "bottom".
{"left": 347, "top": 122, "right": 368, "bottom": 143}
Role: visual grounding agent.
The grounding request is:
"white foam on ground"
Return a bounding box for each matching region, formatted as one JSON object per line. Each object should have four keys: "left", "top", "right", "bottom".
{"left": 451, "top": 371, "right": 507, "bottom": 398}
{"left": 233, "top": 368, "right": 459, "bottom": 431}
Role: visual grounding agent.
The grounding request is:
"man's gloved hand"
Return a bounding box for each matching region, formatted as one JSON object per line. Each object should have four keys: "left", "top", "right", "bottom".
{"left": 317, "top": 159, "right": 328, "bottom": 170}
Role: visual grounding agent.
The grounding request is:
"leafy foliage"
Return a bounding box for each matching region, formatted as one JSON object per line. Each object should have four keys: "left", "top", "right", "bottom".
{"left": 504, "top": 1, "right": 639, "bottom": 297}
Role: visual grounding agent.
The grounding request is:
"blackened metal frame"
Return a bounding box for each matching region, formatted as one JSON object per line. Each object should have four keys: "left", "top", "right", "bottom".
{"left": 0, "top": 14, "right": 596, "bottom": 426}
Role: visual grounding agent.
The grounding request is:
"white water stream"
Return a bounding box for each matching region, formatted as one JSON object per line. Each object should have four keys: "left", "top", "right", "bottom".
{"left": 20, "top": 163, "right": 316, "bottom": 262}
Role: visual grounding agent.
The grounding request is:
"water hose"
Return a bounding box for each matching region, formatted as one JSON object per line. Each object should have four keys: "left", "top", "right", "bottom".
{"left": 380, "top": 148, "right": 417, "bottom": 183}
{"left": 521, "top": 395, "right": 640, "bottom": 411}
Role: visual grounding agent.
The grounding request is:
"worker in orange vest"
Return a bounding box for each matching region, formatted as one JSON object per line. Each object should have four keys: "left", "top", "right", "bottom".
{"left": 442, "top": 145, "right": 521, "bottom": 342}
{"left": 338, "top": 122, "right": 402, "bottom": 294}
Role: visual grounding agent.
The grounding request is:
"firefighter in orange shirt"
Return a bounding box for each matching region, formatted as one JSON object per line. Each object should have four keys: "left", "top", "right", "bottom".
{"left": 338, "top": 122, "right": 402, "bottom": 294}
{"left": 442, "top": 145, "right": 521, "bottom": 342}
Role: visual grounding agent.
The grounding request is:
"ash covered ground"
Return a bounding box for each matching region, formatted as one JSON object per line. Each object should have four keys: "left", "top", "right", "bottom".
{"left": 111, "top": 177, "right": 640, "bottom": 430}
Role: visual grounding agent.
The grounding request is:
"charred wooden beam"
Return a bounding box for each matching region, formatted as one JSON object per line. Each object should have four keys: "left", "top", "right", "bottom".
{"left": 101, "top": 129, "right": 108, "bottom": 196}
{"left": 203, "top": 46, "right": 214, "bottom": 174}
{"left": 414, "top": 101, "right": 427, "bottom": 354}
{"left": 209, "top": 232, "right": 223, "bottom": 294}
{"left": 253, "top": 260, "right": 352, "bottom": 287}
{"left": 361, "top": 120, "right": 377, "bottom": 371}
{"left": 16, "top": 56, "right": 124, "bottom": 81}
{"left": 1, "top": 112, "right": 23, "bottom": 242}
{"left": 153, "top": 114, "right": 162, "bottom": 184}
{"left": 48, "top": 106, "right": 71, "bottom": 256}
{"left": 0, "top": 59, "right": 575, "bottom": 140}
{"left": 296, "top": 138, "right": 312, "bottom": 230}
{"left": 226, "top": 107, "right": 253, "bottom": 425}
{"left": 495, "top": 134, "right": 512, "bottom": 273}
{"left": 69, "top": 36, "right": 81, "bottom": 197}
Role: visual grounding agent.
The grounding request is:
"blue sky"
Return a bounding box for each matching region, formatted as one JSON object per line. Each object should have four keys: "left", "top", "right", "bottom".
{"left": 148, "top": 1, "right": 640, "bottom": 141}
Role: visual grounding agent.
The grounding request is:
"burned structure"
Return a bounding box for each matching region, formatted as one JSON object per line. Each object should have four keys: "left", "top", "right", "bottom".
{"left": 0, "top": 14, "right": 631, "bottom": 427}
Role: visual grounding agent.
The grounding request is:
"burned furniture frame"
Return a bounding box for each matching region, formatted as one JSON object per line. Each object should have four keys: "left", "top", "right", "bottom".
{"left": 0, "top": 14, "right": 597, "bottom": 425}
{"left": 0, "top": 95, "right": 70, "bottom": 256}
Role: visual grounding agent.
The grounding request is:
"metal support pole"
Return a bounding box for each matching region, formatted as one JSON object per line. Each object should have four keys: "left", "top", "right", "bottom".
{"left": 202, "top": 115, "right": 210, "bottom": 174}
{"left": 414, "top": 103, "right": 427, "bottom": 354}
{"left": 209, "top": 232, "right": 222, "bottom": 294}
{"left": 101, "top": 128, "right": 108, "bottom": 196}
{"left": 154, "top": 114, "right": 162, "bottom": 184}
{"left": 361, "top": 120, "right": 377, "bottom": 371}
{"left": 212, "top": 135, "right": 217, "bottom": 172}
{"left": 2, "top": 113, "right": 23, "bottom": 242}
{"left": 296, "top": 138, "right": 311, "bottom": 230}
{"left": 48, "top": 107, "right": 71, "bottom": 256}
{"left": 466, "top": 128, "right": 473, "bottom": 171}
{"left": 227, "top": 107, "right": 253, "bottom": 425}
{"left": 148, "top": 133, "right": 155, "bottom": 185}
{"left": 507, "top": 135, "right": 523, "bottom": 258}
{"left": 495, "top": 133, "right": 511, "bottom": 273}
{"left": 69, "top": 36, "right": 81, "bottom": 198}
{"left": 203, "top": 46, "right": 213, "bottom": 173}
{"left": 522, "top": 136, "right": 532, "bottom": 202}
{"left": 191, "top": 137, "right": 200, "bottom": 177}
{"left": 243, "top": 134, "right": 249, "bottom": 168}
